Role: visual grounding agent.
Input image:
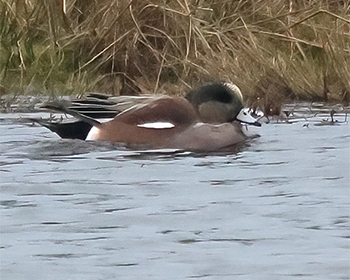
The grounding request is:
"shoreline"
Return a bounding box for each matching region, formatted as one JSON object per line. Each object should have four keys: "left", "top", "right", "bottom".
{"left": 1, "top": 1, "right": 349, "bottom": 110}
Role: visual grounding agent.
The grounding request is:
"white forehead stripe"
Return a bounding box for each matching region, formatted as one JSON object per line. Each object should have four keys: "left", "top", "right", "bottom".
{"left": 137, "top": 122, "right": 175, "bottom": 129}
{"left": 224, "top": 82, "right": 243, "bottom": 101}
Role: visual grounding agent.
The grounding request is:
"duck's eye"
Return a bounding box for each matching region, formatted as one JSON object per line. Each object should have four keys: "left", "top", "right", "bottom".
{"left": 243, "top": 112, "right": 247, "bottom": 115}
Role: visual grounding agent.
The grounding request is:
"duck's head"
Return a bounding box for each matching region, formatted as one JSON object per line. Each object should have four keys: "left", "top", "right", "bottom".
{"left": 186, "top": 82, "right": 261, "bottom": 126}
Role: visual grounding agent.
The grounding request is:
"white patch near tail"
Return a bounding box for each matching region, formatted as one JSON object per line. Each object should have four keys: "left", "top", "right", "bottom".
{"left": 137, "top": 122, "right": 175, "bottom": 129}
{"left": 86, "top": 126, "right": 101, "bottom": 140}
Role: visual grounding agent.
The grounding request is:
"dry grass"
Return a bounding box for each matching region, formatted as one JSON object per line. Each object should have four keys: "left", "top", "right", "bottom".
{"left": 1, "top": 0, "right": 349, "bottom": 113}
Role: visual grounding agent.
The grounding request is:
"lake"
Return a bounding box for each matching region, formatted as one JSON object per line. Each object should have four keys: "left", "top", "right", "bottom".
{"left": 0, "top": 102, "right": 349, "bottom": 280}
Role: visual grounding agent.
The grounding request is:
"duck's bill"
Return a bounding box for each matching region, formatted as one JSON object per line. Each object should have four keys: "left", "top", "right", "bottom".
{"left": 236, "top": 108, "right": 262, "bottom": 127}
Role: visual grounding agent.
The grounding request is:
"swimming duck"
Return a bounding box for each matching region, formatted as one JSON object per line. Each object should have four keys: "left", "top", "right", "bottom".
{"left": 35, "top": 82, "right": 261, "bottom": 151}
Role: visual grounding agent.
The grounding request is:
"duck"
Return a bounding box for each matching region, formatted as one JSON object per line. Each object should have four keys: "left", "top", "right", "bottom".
{"left": 34, "top": 82, "right": 261, "bottom": 151}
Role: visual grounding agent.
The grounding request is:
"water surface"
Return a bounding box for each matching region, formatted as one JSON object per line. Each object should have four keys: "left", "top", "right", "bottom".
{"left": 0, "top": 103, "right": 349, "bottom": 280}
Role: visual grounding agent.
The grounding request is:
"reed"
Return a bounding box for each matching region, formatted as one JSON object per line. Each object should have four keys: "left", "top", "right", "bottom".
{"left": 0, "top": 0, "right": 349, "bottom": 112}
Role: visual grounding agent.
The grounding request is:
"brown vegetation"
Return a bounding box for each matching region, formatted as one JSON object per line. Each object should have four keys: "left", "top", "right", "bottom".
{"left": 0, "top": 0, "right": 349, "bottom": 113}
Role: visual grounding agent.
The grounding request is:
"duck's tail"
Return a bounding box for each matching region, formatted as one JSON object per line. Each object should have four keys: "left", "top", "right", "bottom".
{"left": 29, "top": 118, "right": 93, "bottom": 140}
{"left": 30, "top": 100, "right": 103, "bottom": 140}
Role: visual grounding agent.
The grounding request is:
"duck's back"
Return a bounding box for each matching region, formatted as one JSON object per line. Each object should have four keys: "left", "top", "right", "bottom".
{"left": 87, "top": 96, "right": 200, "bottom": 148}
